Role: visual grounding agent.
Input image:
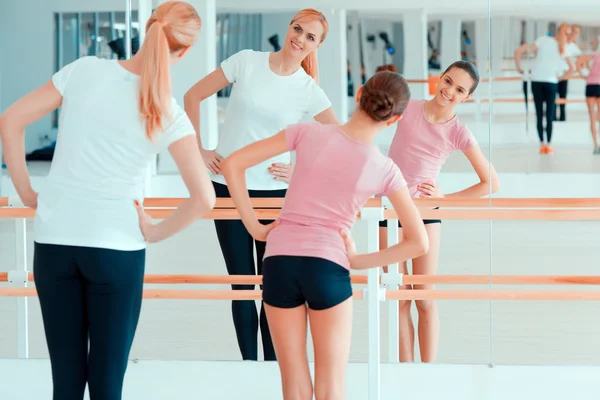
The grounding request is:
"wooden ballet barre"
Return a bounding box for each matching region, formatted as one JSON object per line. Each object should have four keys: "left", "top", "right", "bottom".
{"left": 146, "top": 197, "right": 600, "bottom": 209}
{"left": 388, "top": 209, "right": 600, "bottom": 221}
{"left": 3, "top": 272, "right": 600, "bottom": 286}
{"left": 4, "top": 197, "right": 600, "bottom": 210}
{"left": 3, "top": 287, "right": 600, "bottom": 301}
{"left": 386, "top": 290, "right": 600, "bottom": 301}
{"left": 0, "top": 287, "right": 365, "bottom": 300}
{"left": 0, "top": 271, "right": 368, "bottom": 285}
{"left": 405, "top": 76, "right": 584, "bottom": 84}
{"left": 465, "top": 97, "right": 585, "bottom": 104}
{"left": 412, "top": 198, "right": 600, "bottom": 208}
{"left": 401, "top": 275, "right": 600, "bottom": 286}
{"left": 3, "top": 207, "right": 600, "bottom": 220}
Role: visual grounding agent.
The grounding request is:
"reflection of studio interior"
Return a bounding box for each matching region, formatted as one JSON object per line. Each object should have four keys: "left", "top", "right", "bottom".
{"left": 8, "top": 14, "right": 600, "bottom": 178}
{"left": 2, "top": 3, "right": 600, "bottom": 400}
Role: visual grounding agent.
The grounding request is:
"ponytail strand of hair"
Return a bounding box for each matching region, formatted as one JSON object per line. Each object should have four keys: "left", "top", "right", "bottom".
{"left": 139, "top": 21, "right": 172, "bottom": 140}
{"left": 301, "top": 51, "right": 320, "bottom": 83}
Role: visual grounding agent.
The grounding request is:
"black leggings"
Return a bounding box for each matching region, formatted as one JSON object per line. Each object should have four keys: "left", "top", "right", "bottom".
{"left": 33, "top": 242, "right": 145, "bottom": 400}
{"left": 557, "top": 80, "right": 568, "bottom": 121}
{"left": 531, "top": 81, "right": 558, "bottom": 144}
{"left": 212, "top": 181, "right": 286, "bottom": 361}
{"left": 523, "top": 80, "right": 529, "bottom": 113}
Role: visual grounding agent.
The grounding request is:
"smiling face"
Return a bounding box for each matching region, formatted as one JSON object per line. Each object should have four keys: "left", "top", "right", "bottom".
{"left": 434, "top": 67, "right": 476, "bottom": 107}
{"left": 284, "top": 19, "right": 326, "bottom": 60}
{"left": 570, "top": 25, "right": 580, "bottom": 42}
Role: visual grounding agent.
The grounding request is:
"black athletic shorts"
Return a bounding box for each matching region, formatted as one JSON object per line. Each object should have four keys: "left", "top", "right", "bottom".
{"left": 378, "top": 207, "right": 442, "bottom": 228}
{"left": 262, "top": 255, "right": 352, "bottom": 311}
{"left": 586, "top": 84, "right": 600, "bottom": 98}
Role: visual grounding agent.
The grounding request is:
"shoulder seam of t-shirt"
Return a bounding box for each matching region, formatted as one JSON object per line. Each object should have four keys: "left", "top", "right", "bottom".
{"left": 221, "top": 49, "right": 255, "bottom": 82}
{"left": 456, "top": 124, "right": 476, "bottom": 150}
{"left": 54, "top": 56, "right": 96, "bottom": 94}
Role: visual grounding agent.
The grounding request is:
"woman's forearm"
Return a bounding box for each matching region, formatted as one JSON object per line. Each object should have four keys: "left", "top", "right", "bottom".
{"left": 222, "top": 166, "right": 261, "bottom": 234}
{"left": 150, "top": 197, "right": 213, "bottom": 242}
{"left": 444, "top": 180, "right": 498, "bottom": 198}
{"left": 183, "top": 92, "right": 205, "bottom": 150}
{"left": 1, "top": 127, "right": 36, "bottom": 200}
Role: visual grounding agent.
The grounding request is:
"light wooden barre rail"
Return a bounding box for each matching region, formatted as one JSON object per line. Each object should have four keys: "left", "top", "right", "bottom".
{"left": 2, "top": 287, "right": 600, "bottom": 301}
{"left": 464, "top": 98, "right": 586, "bottom": 104}
{"left": 386, "top": 290, "right": 600, "bottom": 301}
{"left": 3, "top": 208, "right": 600, "bottom": 220}
{"left": 406, "top": 76, "right": 585, "bottom": 84}
{"left": 2, "top": 273, "right": 600, "bottom": 286}
{"left": 3, "top": 197, "right": 600, "bottom": 209}
{"left": 143, "top": 197, "right": 600, "bottom": 209}
{"left": 0, "top": 287, "right": 365, "bottom": 300}
{"left": 0, "top": 272, "right": 367, "bottom": 285}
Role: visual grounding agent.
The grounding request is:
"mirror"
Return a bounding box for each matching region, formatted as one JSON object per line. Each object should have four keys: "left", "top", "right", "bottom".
{"left": 488, "top": 12, "right": 600, "bottom": 367}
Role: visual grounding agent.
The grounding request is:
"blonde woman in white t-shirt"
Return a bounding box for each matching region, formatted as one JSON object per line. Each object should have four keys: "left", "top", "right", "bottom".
{"left": 0, "top": 2, "right": 215, "bottom": 399}
{"left": 184, "top": 8, "right": 339, "bottom": 362}
{"left": 556, "top": 24, "right": 582, "bottom": 121}
{"left": 515, "top": 23, "right": 573, "bottom": 154}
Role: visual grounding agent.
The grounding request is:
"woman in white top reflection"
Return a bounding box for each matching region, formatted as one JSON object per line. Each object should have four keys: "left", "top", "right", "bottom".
{"left": 515, "top": 23, "right": 574, "bottom": 154}
{"left": 184, "top": 8, "right": 339, "bottom": 362}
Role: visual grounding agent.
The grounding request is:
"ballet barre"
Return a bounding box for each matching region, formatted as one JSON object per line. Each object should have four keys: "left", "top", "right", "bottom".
{"left": 2, "top": 197, "right": 600, "bottom": 400}
{"left": 406, "top": 75, "right": 585, "bottom": 84}
{"left": 3, "top": 272, "right": 600, "bottom": 286}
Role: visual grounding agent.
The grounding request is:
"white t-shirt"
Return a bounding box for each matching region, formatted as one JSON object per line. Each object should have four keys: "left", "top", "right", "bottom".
{"left": 212, "top": 49, "right": 332, "bottom": 191}
{"left": 530, "top": 36, "right": 563, "bottom": 84}
{"left": 520, "top": 58, "right": 533, "bottom": 82}
{"left": 34, "top": 56, "right": 195, "bottom": 251}
{"left": 558, "top": 42, "right": 581, "bottom": 76}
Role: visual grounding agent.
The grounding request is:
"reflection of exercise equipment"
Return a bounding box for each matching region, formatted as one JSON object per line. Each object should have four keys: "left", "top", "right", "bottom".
{"left": 462, "top": 30, "right": 471, "bottom": 45}
{"left": 108, "top": 37, "right": 140, "bottom": 59}
{"left": 378, "top": 32, "right": 395, "bottom": 55}
{"left": 268, "top": 34, "right": 281, "bottom": 51}
{"left": 366, "top": 32, "right": 395, "bottom": 65}
{"left": 427, "top": 26, "right": 435, "bottom": 50}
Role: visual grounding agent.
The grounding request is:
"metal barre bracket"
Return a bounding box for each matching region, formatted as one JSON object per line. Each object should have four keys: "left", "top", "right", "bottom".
{"left": 8, "top": 196, "right": 24, "bottom": 208}
{"left": 381, "top": 271, "right": 403, "bottom": 286}
{"left": 360, "top": 206, "right": 384, "bottom": 221}
{"left": 8, "top": 271, "right": 28, "bottom": 285}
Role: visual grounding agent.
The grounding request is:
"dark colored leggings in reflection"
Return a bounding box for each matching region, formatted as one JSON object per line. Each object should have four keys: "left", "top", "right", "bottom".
{"left": 523, "top": 80, "right": 529, "bottom": 113}
{"left": 531, "top": 81, "right": 558, "bottom": 143}
{"left": 557, "top": 80, "right": 568, "bottom": 121}
{"left": 33, "top": 242, "right": 145, "bottom": 400}
{"left": 212, "top": 181, "right": 286, "bottom": 361}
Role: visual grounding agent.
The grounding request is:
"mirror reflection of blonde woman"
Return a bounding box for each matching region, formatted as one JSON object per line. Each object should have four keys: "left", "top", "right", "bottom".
{"left": 184, "top": 8, "right": 339, "bottom": 362}
{"left": 515, "top": 24, "right": 574, "bottom": 154}
{"left": 577, "top": 42, "right": 600, "bottom": 153}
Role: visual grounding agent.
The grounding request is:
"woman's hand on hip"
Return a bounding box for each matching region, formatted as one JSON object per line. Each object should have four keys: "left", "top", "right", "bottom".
{"left": 250, "top": 220, "right": 280, "bottom": 242}
{"left": 134, "top": 200, "right": 158, "bottom": 243}
{"left": 417, "top": 181, "right": 444, "bottom": 198}
{"left": 268, "top": 163, "right": 294, "bottom": 183}
{"left": 201, "top": 148, "right": 223, "bottom": 175}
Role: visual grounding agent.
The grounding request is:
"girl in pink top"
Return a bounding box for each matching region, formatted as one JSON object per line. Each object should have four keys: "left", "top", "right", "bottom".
{"left": 380, "top": 61, "right": 500, "bottom": 364}
{"left": 577, "top": 50, "right": 600, "bottom": 153}
{"left": 221, "top": 71, "right": 429, "bottom": 400}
